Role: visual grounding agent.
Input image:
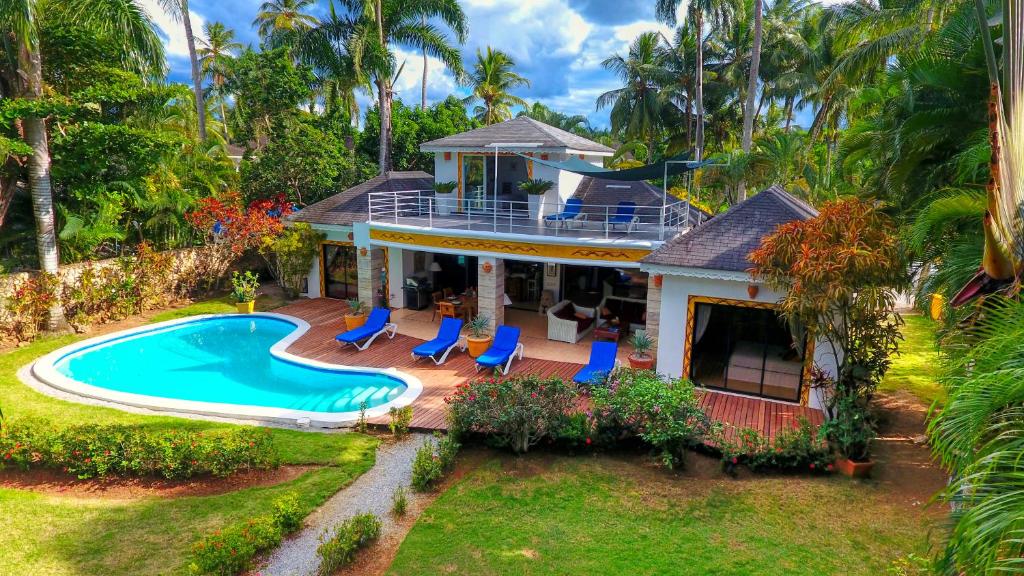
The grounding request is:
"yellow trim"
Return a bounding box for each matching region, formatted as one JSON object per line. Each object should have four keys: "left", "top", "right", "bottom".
{"left": 369, "top": 229, "right": 650, "bottom": 263}
{"left": 683, "top": 295, "right": 814, "bottom": 406}
{"left": 527, "top": 159, "right": 533, "bottom": 179}
{"left": 318, "top": 240, "right": 354, "bottom": 300}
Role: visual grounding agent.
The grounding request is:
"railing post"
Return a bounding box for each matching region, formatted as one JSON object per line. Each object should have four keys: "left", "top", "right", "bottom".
{"left": 660, "top": 205, "right": 665, "bottom": 241}
{"left": 493, "top": 199, "right": 498, "bottom": 233}
{"left": 393, "top": 193, "right": 399, "bottom": 224}
{"left": 428, "top": 196, "right": 433, "bottom": 228}
{"left": 605, "top": 205, "right": 610, "bottom": 239}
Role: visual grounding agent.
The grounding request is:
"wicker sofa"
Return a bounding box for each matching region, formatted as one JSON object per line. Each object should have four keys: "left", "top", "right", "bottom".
{"left": 547, "top": 300, "right": 597, "bottom": 343}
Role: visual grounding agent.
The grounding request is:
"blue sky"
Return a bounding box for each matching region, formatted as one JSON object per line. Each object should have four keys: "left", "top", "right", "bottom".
{"left": 143, "top": 0, "right": 825, "bottom": 129}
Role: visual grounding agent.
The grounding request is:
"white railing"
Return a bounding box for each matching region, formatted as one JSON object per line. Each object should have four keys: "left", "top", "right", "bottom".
{"left": 367, "top": 190, "right": 705, "bottom": 241}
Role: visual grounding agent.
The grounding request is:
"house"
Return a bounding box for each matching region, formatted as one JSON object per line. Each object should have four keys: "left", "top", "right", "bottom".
{"left": 289, "top": 118, "right": 831, "bottom": 413}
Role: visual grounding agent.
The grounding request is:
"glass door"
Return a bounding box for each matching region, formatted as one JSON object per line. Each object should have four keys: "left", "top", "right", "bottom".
{"left": 321, "top": 244, "right": 358, "bottom": 299}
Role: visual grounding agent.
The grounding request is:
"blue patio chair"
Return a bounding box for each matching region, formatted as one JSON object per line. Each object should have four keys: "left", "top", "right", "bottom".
{"left": 474, "top": 325, "right": 525, "bottom": 375}
{"left": 573, "top": 341, "right": 619, "bottom": 385}
{"left": 543, "top": 199, "right": 587, "bottom": 228}
{"left": 335, "top": 307, "right": 397, "bottom": 351}
{"left": 605, "top": 201, "right": 639, "bottom": 232}
{"left": 411, "top": 317, "right": 464, "bottom": 365}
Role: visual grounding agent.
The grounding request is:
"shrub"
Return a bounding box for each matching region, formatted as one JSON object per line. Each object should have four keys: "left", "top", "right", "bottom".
{"left": 591, "top": 369, "right": 715, "bottom": 468}
{"left": 717, "top": 417, "right": 833, "bottom": 474}
{"left": 391, "top": 485, "right": 408, "bottom": 517}
{"left": 260, "top": 222, "right": 325, "bottom": 297}
{"left": 818, "top": 393, "right": 875, "bottom": 461}
{"left": 552, "top": 411, "right": 598, "bottom": 448}
{"left": 356, "top": 401, "right": 368, "bottom": 434}
{"left": 435, "top": 432, "right": 460, "bottom": 471}
{"left": 230, "top": 271, "right": 259, "bottom": 303}
{"left": 3, "top": 273, "right": 59, "bottom": 341}
{"left": 272, "top": 492, "right": 304, "bottom": 533}
{"left": 0, "top": 419, "right": 276, "bottom": 479}
{"left": 189, "top": 493, "right": 301, "bottom": 575}
{"left": 411, "top": 438, "right": 443, "bottom": 492}
{"left": 315, "top": 513, "right": 381, "bottom": 575}
{"left": 388, "top": 406, "right": 413, "bottom": 437}
{"left": 445, "top": 374, "right": 579, "bottom": 453}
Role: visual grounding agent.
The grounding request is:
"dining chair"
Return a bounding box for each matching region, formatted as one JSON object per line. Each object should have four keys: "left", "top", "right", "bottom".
{"left": 438, "top": 301, "right": 458, "bottom": 320}
{"left": 430, "top": 291, "right": 444, "bottom": 321}
{"left": 443, "top": 287, "right": 454, "bottom": 299}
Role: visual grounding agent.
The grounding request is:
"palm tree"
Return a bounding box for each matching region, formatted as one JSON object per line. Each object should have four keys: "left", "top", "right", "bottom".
{"left": 463, "top": 47, "right": 529, "bottom": 125}
{"left": 518, "top": 102, "right": 590, "bottom": 134}
{"left": 1, "top": 0, "right": 163, "bottom": 330}
{"left": 740, "top": 0, "right": 763, "bottom": 187}
{"left": 597, "top": 32, "right": 673, "bottom": 159}
{"left": 253, "top": 0, "right": 320, "bottom": 46}
{"left": 198, "top": 22, "right": 242, "bottom": 142}
{"left": 158, "top": 0, "right": 207, "bottom": 141}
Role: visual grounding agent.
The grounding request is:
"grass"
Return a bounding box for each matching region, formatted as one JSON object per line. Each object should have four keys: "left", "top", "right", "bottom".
{"left": 881, "top": 313, "right": 944, "bottom": 405}
{"left": 0, "top": 296, "right": 378, "bottom": 575}
{"left": 388, "top": 456, "right": 936, "bottom": 576}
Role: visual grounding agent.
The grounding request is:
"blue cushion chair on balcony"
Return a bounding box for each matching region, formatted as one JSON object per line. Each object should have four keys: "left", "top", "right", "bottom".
{"left": 411, "top": 317, "right": 464, "bottom": 365}
{"left": 544, "top": 198, "right": 587, "bottom": 228}
{"left": 605, "top": 201, "right": 640, "bottom": 232}
{"left": 335, "top": 307, "right": 397, "bottom": 351}
{"left": 475, "top": 325, "right": 525, "bottom": 375}
{"left": 573, "top": 341, "right": 619, "bottom": 385}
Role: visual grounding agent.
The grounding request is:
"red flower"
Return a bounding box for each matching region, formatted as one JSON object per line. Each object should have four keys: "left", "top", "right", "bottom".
{"left": 826, "top": 464, "right": 834, "bottom": 472}
{"left": 585, "top": 438, "right": 592, "bottom": 445}
{"left": 809, "top": 463, "right": 815, "bottom": 469}
{"left": 731, "top": 457, "right": 738, "bottom": 464}
{"left": 84, "top": 457, "right": 92, "bottom": 463}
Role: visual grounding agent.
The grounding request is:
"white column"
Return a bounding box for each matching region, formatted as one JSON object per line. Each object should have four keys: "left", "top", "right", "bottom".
{"left": 387, "top": 247, "right": 405, "bottom": 308}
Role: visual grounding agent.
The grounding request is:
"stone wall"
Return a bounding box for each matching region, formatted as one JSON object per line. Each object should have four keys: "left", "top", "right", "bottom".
{"left": 645, "top": 275, "right": 662, "bottom": 340}
{"left": 477, "top": 256, "right": 505, "bottom": 329}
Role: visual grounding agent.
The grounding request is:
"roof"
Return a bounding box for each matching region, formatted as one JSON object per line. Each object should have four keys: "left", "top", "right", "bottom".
{"left": 420, "top": 116, "right": 614, "bottom": 154}
{"left": 642, "top": 185, "right": 818, "bottom": 272}
{"left": 289, "top": 171, "right": 434, "bottom": 227}
{"left": 571, "top": 177, "right": 709, "bottom": 228}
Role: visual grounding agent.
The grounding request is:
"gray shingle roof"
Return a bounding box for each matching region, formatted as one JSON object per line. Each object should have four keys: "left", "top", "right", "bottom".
{"left": 642, "top": 185, "right": 818, "bottom": 272}
{"left": 288, "top": 171, "right": 433, "bottom": 227}
{"left": 571, "top": 177, "right": 709, "bottom": 228}
{"left": 420, "top": 116, "right": 614, "bottom": 154}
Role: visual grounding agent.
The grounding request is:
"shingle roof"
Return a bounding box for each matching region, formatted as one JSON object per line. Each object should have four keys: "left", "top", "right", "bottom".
{"left": 571, "top": 177, "right": 709, "bottom": 228}
{"left": 642, "top": 185, "right": 817, "bottom": 272}
{"left": 288, "top": 171, "right": 433, "bottom": 227}
{"left": 420, "top": 116, "right": 614, "bottom": 154}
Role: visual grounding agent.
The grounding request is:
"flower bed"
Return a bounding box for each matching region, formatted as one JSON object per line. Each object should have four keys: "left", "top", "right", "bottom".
{"left": 189, "top": 493, "right": 303, "bottom": 575}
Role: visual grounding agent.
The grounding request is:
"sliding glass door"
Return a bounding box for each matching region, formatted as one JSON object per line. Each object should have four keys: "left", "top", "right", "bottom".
{"left": 321, "top": 243, "right": 358, "bottom": 299}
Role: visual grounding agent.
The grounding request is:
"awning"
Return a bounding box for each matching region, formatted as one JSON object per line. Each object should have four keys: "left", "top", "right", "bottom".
{"left": 518, "top": 152, "right": 705, "bottom": 181}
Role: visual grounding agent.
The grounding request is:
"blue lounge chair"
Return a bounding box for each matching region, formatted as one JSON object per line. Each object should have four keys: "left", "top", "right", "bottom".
{"left": 573, "top": 341, "right": 619, "bottom": 385}
{"left": 605, "top": 201, "right": 639, "bottom": 232}
{"left": 411, "top": 317, "right": 464, "bottom": 365}
{"left": 544, "top": 199, "right": 587, "bottom": 228}
{"left": 474, "top": 325, "right": 525, "bottom": 375}
{"left": 335, "top": 307, "right": 396, "bottom": 351}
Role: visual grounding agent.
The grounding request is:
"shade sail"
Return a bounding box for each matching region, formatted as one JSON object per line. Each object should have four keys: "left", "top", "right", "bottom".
{"left": 519, "top": 152, "right": 704, "bottom": 181}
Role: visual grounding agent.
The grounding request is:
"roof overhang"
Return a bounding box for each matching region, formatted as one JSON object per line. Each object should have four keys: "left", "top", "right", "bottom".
{"left": 419, "top": 144, "right": 613, "bottom": 157}
{"left": 639, "top": 263, "right": 753, "bottom": 282}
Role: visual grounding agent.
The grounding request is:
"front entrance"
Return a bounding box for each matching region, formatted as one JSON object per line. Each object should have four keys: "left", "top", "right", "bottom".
{"left": 504, "top": 260, "right": 543, "bottom": 311}
{"left": 321, "top": 243, "right": 358, "bottom": 299}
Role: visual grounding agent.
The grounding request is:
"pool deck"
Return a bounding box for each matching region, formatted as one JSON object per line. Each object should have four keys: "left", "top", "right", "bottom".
{"left": 277, "top": 299, "right": 824, "bottom": 439}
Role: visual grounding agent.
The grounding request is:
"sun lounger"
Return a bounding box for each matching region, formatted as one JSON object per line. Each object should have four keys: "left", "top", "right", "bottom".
{"left": 411, "top": 317, "right": 464, "bottom": 365}
{"left": 573, "top": 341, "right": 619, "bottom": 385}
{"left": 335, "top": 307, "right": 396, "bottom": 351}
{"left": 474, "top": 325, "right": 524, "bottom": 375}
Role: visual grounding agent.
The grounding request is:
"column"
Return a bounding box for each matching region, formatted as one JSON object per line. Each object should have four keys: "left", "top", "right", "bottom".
{"left": 357, "top": 247, "right": 386, "bottom": 308}
{"left": 386, "top": 247, "right": 405, "bottom": 308}
{"left": 477, "top": 256, "right": 505, "bottom": 329}
{"left": 645, "top": 274, "right": 662, "bottom": 341}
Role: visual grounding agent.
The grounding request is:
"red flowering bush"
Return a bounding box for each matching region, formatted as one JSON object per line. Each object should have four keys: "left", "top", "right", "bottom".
{"left": 189, "top": 493, "right": 302, "bottom": 575}
{"left": 445, "top": 375, "right": 579, "bottom": 454}
{"left": 3, "top": 272, "right": 59, "bottom": 341}
{"left": 185, "top": 192, "right": 293, "bottom": 257}
{"left": 0, "top": 419, "right": 275, "bottom": 479}
{"left": 716, "top": 417, "right": 833, "bottom": 475}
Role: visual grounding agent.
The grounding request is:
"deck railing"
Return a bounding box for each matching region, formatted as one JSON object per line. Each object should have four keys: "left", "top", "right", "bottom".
{"left": 367, "top": 190, "right": 703, "bottom": 241}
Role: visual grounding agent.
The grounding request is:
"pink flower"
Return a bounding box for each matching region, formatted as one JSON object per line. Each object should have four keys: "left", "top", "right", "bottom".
{"left": 826, "top": 464, "right": 834, "bottom": 472}
{"left": 585, "top": 438, "right": 592, "bottom": 445}
{"left": 731, "top": 457, "right": 738, "bottom": 464}
{"left": 809, "top": 463, "right": 815, "bottom": 470}
{"left": 530, "top": 393, "right": 538, "bottom": 399}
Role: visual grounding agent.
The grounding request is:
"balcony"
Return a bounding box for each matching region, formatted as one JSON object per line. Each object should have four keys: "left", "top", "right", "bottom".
{"left": 367, "top": 190, "right": 704, "bottom": 243}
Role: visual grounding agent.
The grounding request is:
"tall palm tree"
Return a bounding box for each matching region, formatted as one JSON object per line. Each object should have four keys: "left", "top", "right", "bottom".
{"left": 463, "top": 47, "right": 530, "bottom": 125}
{"left": 1, "top": 0, "right": 163, "bottom": 330}
{"left": 253, "top": 0, "right": 320, "bottom": 46}
{"left": 597, "top": 32, "right": 673, "bottom": 159}
{"left": 518, "top": 102, "right": 590, "bottom": 134}
{"left": 159, "top": 0, "right": 207, "bottom": 141}
{"left": 740, "top": 0, "right": 763, "bottom": 158}
{"left": 198, "top": 22, "right": 242, "bottom": 142}
{"left": 342, "top": 0, "right": 467, "bottom": 173}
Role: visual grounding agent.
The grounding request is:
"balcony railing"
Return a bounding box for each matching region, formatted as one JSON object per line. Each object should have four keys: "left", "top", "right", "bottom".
{"left": 367, "top": 190, "right": 703, "bottom": 242}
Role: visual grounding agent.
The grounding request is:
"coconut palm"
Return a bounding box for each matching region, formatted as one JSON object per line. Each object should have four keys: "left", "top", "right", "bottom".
{"left": 158, "top": 0, "right": 207, "bottom": 141}
{"left": 253, "top": 0, "right": 320, "bottom": 46}
{"left": 518, "top": 102, "right": 591, "bottom": 134}
{"left": 1, "top": 0, "right": 163, "bottom": 330}
{"left": 198, "top": 22, "right": 242, "bottom": 142}
{"left": 463, "top": 47, "right": 530, "bottom": 125}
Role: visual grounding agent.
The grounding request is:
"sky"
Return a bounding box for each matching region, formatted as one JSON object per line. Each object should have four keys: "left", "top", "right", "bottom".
{"left": 141, "top": 0, "right": 836, "bottom": 129}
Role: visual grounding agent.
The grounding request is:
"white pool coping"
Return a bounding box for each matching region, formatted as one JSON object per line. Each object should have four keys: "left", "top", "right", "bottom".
{"left": 30, "top": 312, "right": 423, "bottom": 428}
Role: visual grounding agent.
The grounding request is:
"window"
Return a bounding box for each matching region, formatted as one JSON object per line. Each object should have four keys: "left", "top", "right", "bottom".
{"left": 321, "top": 244, "right": 358, "bottom": 299}
{"left": 688, "top": 302, "right": 805, "bottom": 402}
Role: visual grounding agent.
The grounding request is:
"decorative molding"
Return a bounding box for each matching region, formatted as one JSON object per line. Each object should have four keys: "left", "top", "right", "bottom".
{"left": 640, "top": 263, "right": 753, "bottom": 282}
{"left": 369, "top": 229, "right": 652, "bottom": 263}
{"left": 683, "top": 295, "right": 814, "bottom": 407}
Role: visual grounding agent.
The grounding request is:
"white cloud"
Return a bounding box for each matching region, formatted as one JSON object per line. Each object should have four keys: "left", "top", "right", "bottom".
{"left": 391, "top": 46, "right": 459, "bottom": 105}
{"left": 139, "top": 0, "right": 207, "bottom": 59}
{"left": 461, "top": 0, "right": 593, "bottom": 64}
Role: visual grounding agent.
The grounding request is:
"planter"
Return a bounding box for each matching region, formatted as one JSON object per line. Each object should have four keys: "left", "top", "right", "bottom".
{"left": 627, "top": 354, "right": 655, "bottom": 370}
{"left": 466, "top": 335, "right": 493, "bottom": 358}
{"left": 835, "top": 457, "right": 875, "bottom": 478}
{"left": 528, "top": 194, "right": 544, "bottom": 219}
{"left": 435, "top": 192, "right": 456, "bottom": 216}
{"left": 344, "top": 314, "right": 367, "bottom": 331}
{"left": 236, "top": 301, "right": 255, "bottom": 314}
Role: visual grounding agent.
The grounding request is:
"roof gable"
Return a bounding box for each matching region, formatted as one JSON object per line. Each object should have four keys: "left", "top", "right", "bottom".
{"left": 420, "top": 116, "right": 614, "bottom": 154}
{"left": 289, "top": 171, "right": 433, "bottom": 227}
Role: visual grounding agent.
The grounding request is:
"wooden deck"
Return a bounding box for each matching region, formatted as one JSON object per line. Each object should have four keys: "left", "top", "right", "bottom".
{"left": 275, "top": 299, "right": 823, "bottom": 440}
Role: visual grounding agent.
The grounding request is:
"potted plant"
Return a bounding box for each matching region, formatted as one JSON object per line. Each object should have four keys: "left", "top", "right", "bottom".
{"left": 231, "top": 271, "right": 259, "bottom": 313}
{"left": 820, "top": 395, "right": 876, "bottom": 478}
{"left": 518, "top": 179, "right": 554, "bottom": 219}
{"left": 344, "top": 298, "right": 368, "bottom": 330}
{"left": 433, "top": 181, "right": 458, "bottom": 216}
{"left": 465, "top": 315, "right": 493, "bottom": 358}
{"left": 627, "top": 329, "right": 656, "bottom": 369}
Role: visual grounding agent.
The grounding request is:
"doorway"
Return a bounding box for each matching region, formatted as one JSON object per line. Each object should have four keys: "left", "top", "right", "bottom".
{"left": 504, "top": 260, "right": 543, "bottom": 311}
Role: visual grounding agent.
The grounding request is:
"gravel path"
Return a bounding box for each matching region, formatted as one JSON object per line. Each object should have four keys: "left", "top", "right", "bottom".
{"left": 260, "top": 433, "right": 432, "bottom": 576}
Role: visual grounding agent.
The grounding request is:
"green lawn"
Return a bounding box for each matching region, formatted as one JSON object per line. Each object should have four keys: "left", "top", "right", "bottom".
{"left": 882, "top": 314, "right": 944, "bottom": 405}
{"left": 388, "top": 456, "right": 935, "bottom": 576}
{"left": 0, "top": 296, "right": 378, "bottom": 575}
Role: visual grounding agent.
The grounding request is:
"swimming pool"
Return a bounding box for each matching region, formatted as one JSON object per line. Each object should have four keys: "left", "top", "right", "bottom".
{"left": 31, "top": 313, "right": 421, "bottom": 427}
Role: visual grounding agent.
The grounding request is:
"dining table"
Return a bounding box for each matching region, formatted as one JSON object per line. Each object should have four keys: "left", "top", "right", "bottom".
{"left": 445, "top": 294, "right": 478, "bottom": 321}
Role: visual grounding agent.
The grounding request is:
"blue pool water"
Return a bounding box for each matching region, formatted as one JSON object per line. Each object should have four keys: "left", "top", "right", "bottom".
{"left": 54, "top": 316, "right": 408, "bottom": 413}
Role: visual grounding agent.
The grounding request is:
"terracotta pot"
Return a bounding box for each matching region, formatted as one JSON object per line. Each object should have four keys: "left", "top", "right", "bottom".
{"left": 466, "top": 335, "right": 493, "bottom": 358}
{"left": 836, "top": 457, "right": 874, "bottom": 478}
{"left": 236, "top": 301, "right": 255, "bottom": 314}
{"left": 344, "top": 314, "right": 367, "bottom": 331}
{"left": 627, "top": 353, "right": 655, "bottom": 370}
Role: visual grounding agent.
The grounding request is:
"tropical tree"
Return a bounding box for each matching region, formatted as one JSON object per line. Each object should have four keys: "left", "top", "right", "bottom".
{"left": 158, "top": 0, "right": 207, "bottom": 141}
{"left": 518, "top": 102, "right": 591, "bottom": 134}
{"left": 739, "top": 0, "right": 763, "bottom": 200}
{"left": 0, "top": 0, "right": 163, "bottom": 330}
{"left": 253, "top": 0, "right": 320, "bottom": 47}
{"left": 463, "top": 46, "right": 529, "bottom": 125}
{"left": 197, "top": 22, "right": 243, "bottom": 142}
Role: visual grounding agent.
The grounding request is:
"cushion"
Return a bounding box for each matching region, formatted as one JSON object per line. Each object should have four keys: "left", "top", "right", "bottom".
{"left": 576, "top": 317, "right": 594, "bottom": 332}
{"left": 601, "top": 306, "right": 611, "bottom": 317}
{"left": 555, "top": 305, "right": 576, "bottom": 321}
{"left": 573, "top": 311, "right": 588, "bottom": 321}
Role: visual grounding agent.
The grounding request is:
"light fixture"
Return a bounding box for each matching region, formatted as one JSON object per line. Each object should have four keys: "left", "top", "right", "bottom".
{"left": 429, "top": 262, "right": 442, "bottom": 272}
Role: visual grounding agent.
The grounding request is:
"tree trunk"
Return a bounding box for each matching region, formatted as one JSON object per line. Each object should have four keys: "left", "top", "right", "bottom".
{"left": 784, "top": 95, "right": 794, "bottom": 133}
{"left": 377, "top": 77, "right": 393, "bottom": 173}
{"left": 182, "top": 0, "right": 207, "bottom": 141}
{"left": 738, "top": 0, "right": 763, "bottom": 202}
{"left": 21, "top": 44, "right": 69, "bottom": 332}
{"left": 421, "top": 15, "right": 428, "bottom": 110}
{"left": 694, "top": 10, "right": 705, "bottom": 160}
{"left": 220, "top": 99, "right": 230, "bottom": 142}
